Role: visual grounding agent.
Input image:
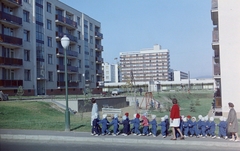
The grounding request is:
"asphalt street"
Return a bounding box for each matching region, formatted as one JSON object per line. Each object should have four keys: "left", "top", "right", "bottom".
{"left": 0, "top": 140, "right": 239, "bottom": 151}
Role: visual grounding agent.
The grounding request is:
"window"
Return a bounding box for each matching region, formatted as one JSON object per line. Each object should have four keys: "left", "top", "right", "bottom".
{"left": 23, "top": 10, "right": 30, "bottom": 22}
{"left": 78, "top": 45, "right": 81, "bottom": 53}
{"left": 78, "top": 31, "right": 81, "bottom": 40}
{"left": 90, "top": 36, "right": 93, "bottom": 44}
{"left": 24, "top": 69, "right": 31, "bottom": 81}
{"left": 47, "top": 2, "right": 51, "bottom": 13}
{"left": 47, "top": 37, "right": 52, "bottom": 47}
{"left": 24, "top": 30, "right": 30, "bottom": 41}
{"left": 90, "top": 49, "right": 93, "bottom": 57}
{"left": 3, "top": 27, "right": 13, "bottom": 36}
{"left": 24, "top": 50, "right": 30, "bottom": 61}
{"left": 48, "top": 71, "right": 53, "bottom": 81}
{"left": 77, "top": 17, "right": 81, "bottom": 26}
{"left": 78, "top": 60, "right": 81, "bottom": 68}
{"left": 24, "top": 0, "right": 29, "bottom": 3}
{"left": 90, "top": 23, "right": 93, "bottom": 31}
{"left": 48, "top": 54, "right": 53, "bottom": 64}
{"left": 47, "top": 19, "right": 52, "bottom": 30}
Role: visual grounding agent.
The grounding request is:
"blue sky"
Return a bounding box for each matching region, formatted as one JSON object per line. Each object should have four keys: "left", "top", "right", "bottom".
{"left": 60, "top": 0, "right": 213, "bottom": 78}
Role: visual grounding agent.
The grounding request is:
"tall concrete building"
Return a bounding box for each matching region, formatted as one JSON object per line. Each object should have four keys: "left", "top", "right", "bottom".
{"left": 103, "top": 62, "right": 120, "bottom": 83}
{"left": 0, "top": 0, "right": 103, "bottom": 95}
{"left": 120, "top": 44, "right": 170, "bottom": 83}
{"left": 211, "top": 0, "right": 240, "bottom": 117}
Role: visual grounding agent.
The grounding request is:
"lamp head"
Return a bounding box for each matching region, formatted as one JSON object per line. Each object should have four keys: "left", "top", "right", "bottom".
{"left": 61, "top": 35, "right": 70, "bottom": 49}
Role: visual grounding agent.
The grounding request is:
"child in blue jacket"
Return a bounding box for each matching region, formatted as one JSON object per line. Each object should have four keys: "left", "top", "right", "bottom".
{"left": 98, "top": 114, "right": 110, "bottom": 135}
{"left": 209, "top": 117, "right": 216, "bottom": 138}
{"left": 201, "top": 116, "right": 207, "bottom": 138}
{"left": 110, "top": 114, "right": 120, "bottom": 136}
{"left": 164, "top": 115, "right": 170, "bottom": 136}
{"left": 121, "top": 115, "right": 130, "bottom": 136}
{"left": 182, "top": 117, "right": 189, "bottom": 137}
{"left": 189, "top": 117, "right": 197, "bottom": 137}
{"left": 159, "top": 117, "right": 166, "bottom": 138}
{"left": 196, "top": 115, "right": 203, "bottom": 138}
{"left": 217, "top": 117, "right": 227, "bottom": 139}
{"left": 132, "top": 113, "right": 141, "bottom": 136}
{"left": 149, "top": 114, "right": 157, "bottom": 137}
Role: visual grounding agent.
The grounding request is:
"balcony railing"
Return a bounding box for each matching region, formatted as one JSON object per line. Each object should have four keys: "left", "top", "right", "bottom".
{"left": 57, "top": 65, "right": 78, "bottom": 72}
{"left": 0, "top": 11, "right": 22, "bottom": 25}
{"left": 95, "top": 44, "right": 103, "bottom": 51}
{"left": 0, "top": 34, "right": 22, "bottom": 46}
{"left": 0, "top": 80, "right": 23, "bottom": 87}
{"left": 56, "top": 48, "right": 78, "bottom": 57}
{"left": 96, "top": 56, "right": 103, "bottom": 62}
{"left": 55, "top": 15, "right": 77, "bottom": 28}
{"left": 212, "top": 28, "right": 219, "bottom": 43}
{"left": 0, "top": 57, "right": 23, "bottom": 66}
{"left": 95, "top": 31, "right": 103, "bottom": 39}
{"left": 56, "top": 32, "right": 77, "bottom": 43}
{"left": 57, "top": 81, "right": 79, "bottom": 87}
{"left": 96, "top": 69, "right": 103, "bottom": 74}
{"left": 4, "top": 0, "right": 22, "bottom": 5}
{"left": 211, "top": 0, "right": 218, "bottom": 10}
{"left": 214, "top": 64, "right": 220, "bottom": 75}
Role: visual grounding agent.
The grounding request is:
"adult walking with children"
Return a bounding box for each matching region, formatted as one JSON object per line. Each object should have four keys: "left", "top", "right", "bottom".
{"left": 169, "top": 98, "right": 184, "bottom": 140}
{"left": 227, "top": 102, "right": 239, "bottom": 142}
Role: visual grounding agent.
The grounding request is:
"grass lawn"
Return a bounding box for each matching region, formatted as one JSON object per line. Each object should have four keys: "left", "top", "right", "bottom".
{"left": 0, "top": 101, "right": 91, "bottom": 131}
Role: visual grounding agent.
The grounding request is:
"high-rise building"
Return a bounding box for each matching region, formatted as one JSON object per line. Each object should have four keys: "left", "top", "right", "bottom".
{"left": 120, "top": 44, "right": 170, "bottom": 83}
{"left": 211, "top": 0, "right": 240, "bottom": 117}
{"left": 103, "top": 62, "right": 120, "bottom": 83}
{"left": 0, "top": 0, "right": 103, "bottom": 95}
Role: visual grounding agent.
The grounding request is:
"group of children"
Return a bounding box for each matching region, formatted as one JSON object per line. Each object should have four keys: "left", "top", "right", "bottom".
{"left": 91, "top": 112, "right": 228, "bottom": 139}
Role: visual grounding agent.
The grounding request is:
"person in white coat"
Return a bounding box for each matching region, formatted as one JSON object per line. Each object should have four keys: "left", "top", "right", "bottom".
{"left": 91, "top": 98, "right": 99, "bottom": 135}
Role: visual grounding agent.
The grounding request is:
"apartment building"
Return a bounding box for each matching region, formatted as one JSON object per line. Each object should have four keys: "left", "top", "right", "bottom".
{"left": 0, "top": 0, "right": 103, "bottom": 95}
{"left": 120, "top": 44, "right": 170, "bottom": 83}
{"left": 171, "top": 70, "right": 188, "bottom": 82}
{"left": 211, "top": 0, "right": 240, "bottom": 117}
{"left": 103, "top": 62, "right": 120, "bottom": 83}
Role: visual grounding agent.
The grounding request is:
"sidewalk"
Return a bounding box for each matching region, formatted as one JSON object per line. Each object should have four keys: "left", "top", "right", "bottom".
{"left": 0, "top": 129, "right": 239, "bottom": 148}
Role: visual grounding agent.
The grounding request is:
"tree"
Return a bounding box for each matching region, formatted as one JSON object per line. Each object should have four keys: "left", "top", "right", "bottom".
{"left": 16, "top": 86, "right": 24, "bottom": 100}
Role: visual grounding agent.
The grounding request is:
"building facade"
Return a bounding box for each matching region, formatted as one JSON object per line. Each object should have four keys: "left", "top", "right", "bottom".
{"left": 103, "top": 62, "right": 120, "bottom": 83}
{"left": 171, "top": 70, "right": 188, "bottom": 81}
{"left": 0, "top": 0, "right": 103, "bottom": 95}
{"left": 120, "top": 44, "right": 170, "bottom": 83}
{"left": 211, "top": 0, "right": 240, "bottom": 117}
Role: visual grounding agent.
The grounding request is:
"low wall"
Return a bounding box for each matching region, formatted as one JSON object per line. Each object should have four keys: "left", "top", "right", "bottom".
{"left": 78, "top": 97, "right": 127, "bottom": 112}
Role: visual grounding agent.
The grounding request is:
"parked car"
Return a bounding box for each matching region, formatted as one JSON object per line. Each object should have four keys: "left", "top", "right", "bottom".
{"left": 111, "top": 88, "right": 124, "bottom": 96}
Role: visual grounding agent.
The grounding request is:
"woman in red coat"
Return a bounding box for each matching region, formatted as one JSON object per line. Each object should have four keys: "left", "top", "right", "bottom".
{"left": 170, "top": 98, "right": 184, "bottom": 140}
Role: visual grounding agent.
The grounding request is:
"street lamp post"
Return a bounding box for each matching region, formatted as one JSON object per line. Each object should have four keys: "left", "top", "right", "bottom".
{"left": 61, "top": 35, "right": 70, "bottom": 131}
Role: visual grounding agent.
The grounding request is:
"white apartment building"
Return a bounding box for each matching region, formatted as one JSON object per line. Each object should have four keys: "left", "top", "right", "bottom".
{"left": 171, "top": 70, "right": 188, "bottom": 81}
{"left": 211, "top": 0, "right": 240, "bottom": 117}
{"left": 103, "top": 62, "right": 120, "bottom": 83}
{"left": 0, "top": 0, "right": 103, "bottom": 95}
{"left": 120, "top": 44, "right": 171, "bottom": 83}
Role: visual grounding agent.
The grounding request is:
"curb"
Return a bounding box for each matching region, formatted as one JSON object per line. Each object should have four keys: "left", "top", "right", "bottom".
{"left": 1, "top": 134, "right": 240, "bottom": 148}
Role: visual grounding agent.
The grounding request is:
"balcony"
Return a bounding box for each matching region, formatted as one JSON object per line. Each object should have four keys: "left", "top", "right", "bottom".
{"left": 212, "top": 56, "right": 219, "bottom": 64}
{"left": 213, "top": 63, "right": 220, "bottom": 77}
{"left": 56, "top": 48, "right": 78, "bottom": 58}
{"left": 55, "top": 15, "right": 77, "bottom": 29}
{"left": 96, "top": 56, "right": 103, "bottom": 63}
{"left": 57, "top": 65, "right": 78, "bottom": 73}
{"left": 57, "top": 81, "right": 79, "bottom": 88}
{"left": 211, "top": 0, "right": 218, "bottom": 25}
{"left": 212, "top": 28, "right": 219, "bottom": 45}
{"left": 95, "top": 44, "right": 103, "bottom": 51}
{"left": 96, "top": 69, "right": 103, "bottom": 75}
{"left": 0, "top": 80, "right": 23, "bottom": 87}
{"left": 0, "top": 11, "right": 22, "bottom": 28}
{"left": 0, "top": 34, "right": 22, "bottom": 48}
{"left": 0, "top": 57, "right": 23, "bottom": 68}
{"left": 2, "top": 0, "right": 22, "bottom": 7}
{"left": 95, "top": 31, "right": 103, "bottom": 39}
{"left": 56, "top": 31, "right": 77, "bottom": 43}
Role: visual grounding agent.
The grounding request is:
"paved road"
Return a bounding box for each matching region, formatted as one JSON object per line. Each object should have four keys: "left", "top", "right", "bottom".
{"left": 1, "top": 140, "right": 239, "bottom": 151}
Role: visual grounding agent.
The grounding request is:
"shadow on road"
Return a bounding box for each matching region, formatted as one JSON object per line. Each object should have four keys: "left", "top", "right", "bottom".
{"left": 70, "top": 125, "right": 85, "bottom": 131}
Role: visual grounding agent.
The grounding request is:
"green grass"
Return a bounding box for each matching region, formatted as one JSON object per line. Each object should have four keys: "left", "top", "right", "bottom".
{"left": 0, "top": 101, "right": 91, "bottom": 131}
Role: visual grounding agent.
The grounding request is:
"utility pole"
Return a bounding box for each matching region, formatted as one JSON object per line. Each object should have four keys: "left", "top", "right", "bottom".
{"left": 188, "top": 71, "right": 191, "bottom": 91}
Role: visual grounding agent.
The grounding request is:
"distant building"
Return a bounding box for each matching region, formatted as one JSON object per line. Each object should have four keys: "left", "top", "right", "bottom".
{"left": 103, "top": 63, "right": 120, "bottom": 83}
{"left": 120, "top": 44, "right": 170, "bottom": 82}
{"left": 0, "top": 0, "right": 103, "bottom": 95}
{"left": 171, "top": 70, "right": 188, "bottom": 81}
{"left": 211, "top": 0, "right": 240, "bottom": 117}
